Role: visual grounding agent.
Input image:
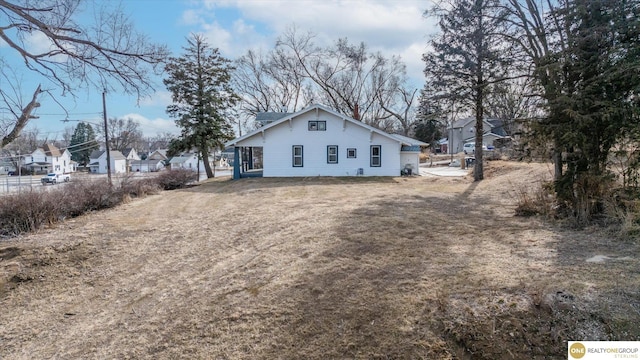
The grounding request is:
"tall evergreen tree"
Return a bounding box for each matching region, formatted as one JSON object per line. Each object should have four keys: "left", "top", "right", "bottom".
{"left": 552, "top": 0, "right": 640, "bottom": 220}
{"left": 68, "top": 123, "right": 99, "bottom": 166}
{"left": 164, "top": 34, "right": 239, "bottom": 178}
{"left": 422, "top": 0, "right": 511, "bottom": 181}
{"left": 507, "top": 0, "right": 640, "bottom": 221}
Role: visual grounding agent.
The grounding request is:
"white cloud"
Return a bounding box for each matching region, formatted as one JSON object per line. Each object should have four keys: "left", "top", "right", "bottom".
{"left": 120, "top": 113, "right": 179, "bottom": 137}
{"left": 190, "top": 0, "right": 434, "bottom": 84}
{"left": 139, "top": 91, "right": 173, "bottom": 108}
{"left": 201, "top": 21, "right": 234, "bottom": 54}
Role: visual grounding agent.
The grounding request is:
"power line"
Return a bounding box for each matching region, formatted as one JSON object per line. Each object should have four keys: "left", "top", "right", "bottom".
{"left": 37, "top": 112, "right": 103, "bottom": 116}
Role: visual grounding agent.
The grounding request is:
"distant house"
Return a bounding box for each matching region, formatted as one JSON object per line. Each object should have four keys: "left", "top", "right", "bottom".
{"left": 225, "top": 104, "right": 428, "bottom": 178}
{"left": 121, "top": 148, "right": 140, "bottom": 172}
{"left": 122, "top": 148, "right": 141, "bottom": 161}
{"left": 148, "top": 149, "right": 168, "bottom": 161}
{"left": 169, "top": 153, "right": 215, "bottom": 172}
{"left": 130, "top": 159, "right": 165, "bottom": 172}
{"left": 0, "top": 153, "right": 16, "bottom": 174}
{"left": 24, "top": 143, "right": 74, "bottom": 174}
{"left": 88, "top": 150, "right": 127, "bottom": 174}
{"left": 448, "top": 117, "right": 509, "bottom": 154}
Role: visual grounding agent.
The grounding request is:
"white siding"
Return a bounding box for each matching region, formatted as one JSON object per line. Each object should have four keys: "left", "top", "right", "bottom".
{"left": 400, "top": 152, "right": 420, "bottom": 174}
{"left": 241, "top": 110, "right": 402, "bottom": 177}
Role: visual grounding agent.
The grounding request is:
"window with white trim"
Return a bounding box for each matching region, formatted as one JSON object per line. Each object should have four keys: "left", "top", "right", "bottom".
{"left": 292, "top": 145, "right": 303, "bottom": 167}
{"left": 370, "top": 145, "right": 381, "bottom": 167}
{"left": 347, "top": 148, "right": 357, "bottom": 158}
{"left": 327, "top": 145, "right": 338, "bottom": 164}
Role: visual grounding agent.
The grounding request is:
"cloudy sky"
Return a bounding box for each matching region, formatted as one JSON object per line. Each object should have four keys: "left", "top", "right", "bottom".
{"left": 4, "top": 0, "right": 436, "bottom": 139}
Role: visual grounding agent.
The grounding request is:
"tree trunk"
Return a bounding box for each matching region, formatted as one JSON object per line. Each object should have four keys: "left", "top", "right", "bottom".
{"left": 474, "top": 97, "right": 484, "bottom": 181}
{"left": 201, "top": 146, "right": 214, "bottom": 178}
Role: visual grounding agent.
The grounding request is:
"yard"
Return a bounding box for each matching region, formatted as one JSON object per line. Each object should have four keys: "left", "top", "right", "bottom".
{"left": 0, "top": 161, "right": 638, "bottom": 359}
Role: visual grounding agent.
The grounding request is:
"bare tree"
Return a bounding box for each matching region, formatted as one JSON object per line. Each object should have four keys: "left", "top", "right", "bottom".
{"left": 233, "top": 48, "right": 312, "bottom": 118}
{"left": 60, "top": 125, "right": 74, "bottom": 148}
{"left": 144, "top": 132, "right": 175, "bottom": 153}
{"left": 0, "top": 0, "right": 169, "bottom": 148}
{"left": 106, "top": 117, "right": 143, "bottom": 152}
{"left": 234, "top": 26, "right": 415, "bottom": 132}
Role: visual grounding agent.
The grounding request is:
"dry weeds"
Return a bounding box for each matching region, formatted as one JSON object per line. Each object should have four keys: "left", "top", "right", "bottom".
{"left": 0, "top": 161, "right": 638, "bottom": 359}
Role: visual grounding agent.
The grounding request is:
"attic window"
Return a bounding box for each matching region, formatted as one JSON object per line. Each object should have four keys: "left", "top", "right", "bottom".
{"left": 308, "top": 121, "right": 326, "bottom": 131}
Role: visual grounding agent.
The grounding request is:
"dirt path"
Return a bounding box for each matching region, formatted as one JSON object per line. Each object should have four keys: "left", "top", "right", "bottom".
{"left": 1, "top": 161, "right": 638, "bottom": 359}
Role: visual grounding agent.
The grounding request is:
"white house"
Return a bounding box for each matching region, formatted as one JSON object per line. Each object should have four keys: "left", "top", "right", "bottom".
{"left": 148, "top": 149, "right": 168, "bottom": 161}
{"left": 24, "top": 143, "right": 74, "bottom": 174}
{"left": 169, "top": 153, "right": 215, "bottom": 173}
{"left": 121, "top": 148, "right": 140, "bottom": 172}
{"left": 131, "top": 159, "right": 165, "bottom": 172}
{"left": 88, "top": 150, "right": 127, "bottom": 174}
{"left": 225, "top": 104, "right": 428, "bottom": 179}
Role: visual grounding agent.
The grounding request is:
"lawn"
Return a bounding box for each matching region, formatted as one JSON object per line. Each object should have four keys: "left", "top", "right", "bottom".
{"left": 0, "top": 161, "right": 638, "bottom": 359}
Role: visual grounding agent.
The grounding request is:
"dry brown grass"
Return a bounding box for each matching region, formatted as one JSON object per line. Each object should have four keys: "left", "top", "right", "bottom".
{"left": 0, "top": 161, "right": 638, "bottom": 359}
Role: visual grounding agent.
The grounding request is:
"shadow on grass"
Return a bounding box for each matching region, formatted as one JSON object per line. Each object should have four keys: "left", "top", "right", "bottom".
{"left": 252, "top": 192, "right": 640, "bottom": 358}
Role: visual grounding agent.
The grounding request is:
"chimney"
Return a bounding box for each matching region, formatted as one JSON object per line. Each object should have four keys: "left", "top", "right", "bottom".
{"left": 353, "top": 104, "right": 360, "bottom": 121}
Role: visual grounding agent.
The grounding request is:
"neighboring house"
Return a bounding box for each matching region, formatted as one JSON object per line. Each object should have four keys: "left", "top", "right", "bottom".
{"left": 88, "top": 150, "right": 127, "bottom": 174}
{"left": 24, "top": 143, "right": 74, "bottom": 174}
{"left": 148, "top": 149, "right": 168, "bottom": 161}
{"left": 448, "top": 117, "right": 509, "bottom": 154}
{"left": 225, "top": 104, "right": 428, "bottom": 179}
{"left": 122, "top": 148, "right": 140, "bottom": 172}
{"left": 169, "top": 153, "right": 215, "bottom": 172}
{"left": 0, "top": 155, "right": 16, "bottom": 174}
{"left": 130, "top": 159, "right": 165, "bottom": 172}
{"left": 122, "top": 148, "right": 141, "bottom": 161}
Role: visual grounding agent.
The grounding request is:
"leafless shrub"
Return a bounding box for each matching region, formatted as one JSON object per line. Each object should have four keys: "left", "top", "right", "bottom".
{"left": 155, "top": 169, "right": 198, "bottom": 190}
{"left": 514, "top": 181, "right": 556, "bottom": 217}
{"left": 0, "top": 191, "right": 57, "bottom": 236}
{"left": 118, "top": 175, "right": 161, "bottom": 198}
{"left": 603, "top": 189, "right": 640, "bottom": 239}
{"left": 0, "top": 177, "right": 160, "bottom": 237}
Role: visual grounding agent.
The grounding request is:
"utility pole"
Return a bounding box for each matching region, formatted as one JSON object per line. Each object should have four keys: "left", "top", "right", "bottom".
{"left": 102, "top": 90, "right": 112, "bottom": 186}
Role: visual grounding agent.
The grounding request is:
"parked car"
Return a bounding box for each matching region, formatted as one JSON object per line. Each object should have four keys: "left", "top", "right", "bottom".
{"left": 463, "top": 142, "right": 490, "bottom": 154}
{"left": 7, "top": 171, "right": 16, "bottom": 176}
{"left": 41, "top": 172, "right": 70, "bottom": 185}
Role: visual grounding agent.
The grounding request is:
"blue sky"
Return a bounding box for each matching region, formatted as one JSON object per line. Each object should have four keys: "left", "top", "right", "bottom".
{"left": 3, "top": 0, "right": 434, "bottom": 140}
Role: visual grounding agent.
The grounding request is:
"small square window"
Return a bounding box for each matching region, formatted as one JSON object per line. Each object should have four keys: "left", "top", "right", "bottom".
{"left": 317, "top": 121, "right": 326, "bottom": 131}
{"left": 308, "top": 121, "right": 318, "bottom": 131}
{"left": 347, "top": 148, "right": 357, "bottom": 158}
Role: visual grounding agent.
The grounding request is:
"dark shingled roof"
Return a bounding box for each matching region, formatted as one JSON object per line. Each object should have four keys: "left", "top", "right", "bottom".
{"left": 255, "top": 112, "right": 291, "bottom": 124}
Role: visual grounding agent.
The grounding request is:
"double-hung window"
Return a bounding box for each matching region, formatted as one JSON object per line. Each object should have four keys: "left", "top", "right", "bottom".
{"left": 370, "top": 145, "right": 381, "bottom": 167}
{"left": 327, "top": 145, "right": 338, "bottom": 164}
{"left": 292, "top": 145, "right": 303, "bottom": 167}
